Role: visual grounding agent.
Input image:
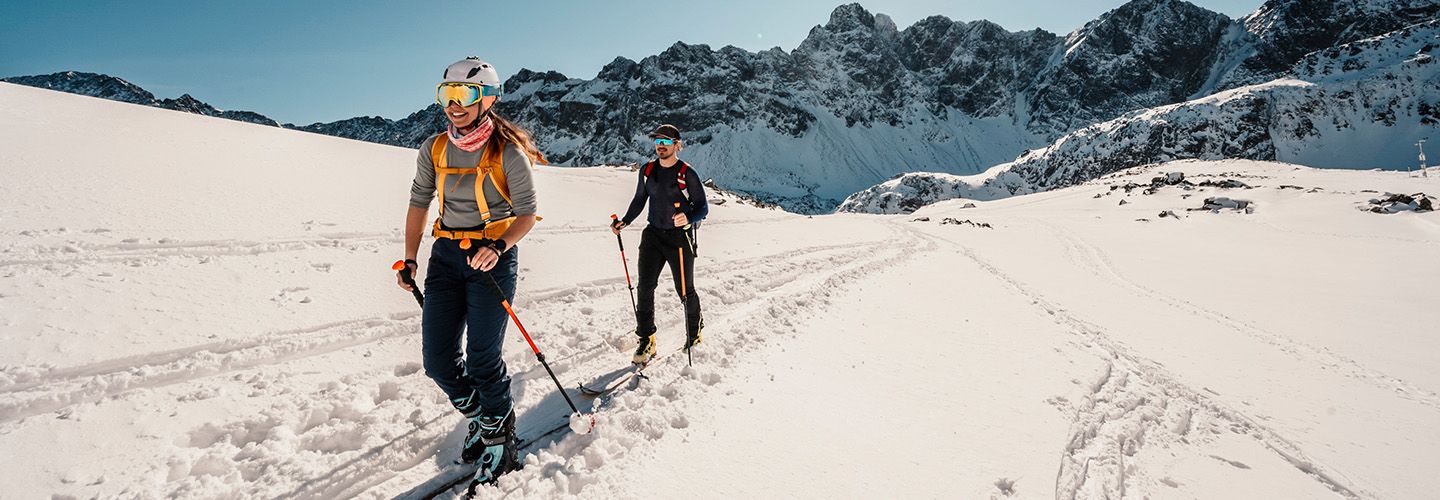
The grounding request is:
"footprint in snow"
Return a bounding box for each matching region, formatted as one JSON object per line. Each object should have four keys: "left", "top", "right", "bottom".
{"left": 992, "top": 477, "right": 1017, "bottom": 497}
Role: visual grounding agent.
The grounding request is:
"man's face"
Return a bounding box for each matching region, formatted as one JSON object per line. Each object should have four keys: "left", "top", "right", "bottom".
{"left": 654, "top": 137, "right": 678, "bottom": 158}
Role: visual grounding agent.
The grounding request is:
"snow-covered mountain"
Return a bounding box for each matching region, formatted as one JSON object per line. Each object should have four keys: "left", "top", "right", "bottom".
{"left": 840, "top": 18, "right": 1440, "bottom": 213}
{"left": 0, "top": 71, "right": 282, "bottom": 127}
{"left": 288, "top": 105, "right": 448, "bottom": 149}
{"left": 1, "top": 71, "right": 155, "bottom": 104}
{"left": 1207, "top": 0, "right": 1440, "bottom": 92}
{"left": 501, "top": 0, "right": 1438, "bottom": 212}
{"left": 498, "top": 1, "right": 1240, "bottom": 211}
{"left": 8, "top": 1, "right": 1436, "bottom": 213}
{"left": 834, "top": 164, "right": 1019, "bottom": 215}
{"left": 993, "top": 19, "right": 1440, "bottom": 193}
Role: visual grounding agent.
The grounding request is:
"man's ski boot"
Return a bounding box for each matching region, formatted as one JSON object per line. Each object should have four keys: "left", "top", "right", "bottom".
{"left": 684, "top": 315, "right": 704, "bottom": 365}
{"left": 464, "top": 407, "right": 518, "bottom": 492}
{"left": 685, "top": 314, "right": 705, "bottom": 350}
{"left": 633, "top": 334, "right": 656, "bottom": 365}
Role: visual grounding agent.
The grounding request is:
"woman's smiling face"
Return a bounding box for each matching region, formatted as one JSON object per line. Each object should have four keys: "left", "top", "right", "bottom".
{"left": 445, "top": 99, "right": 486, "bottom": 129}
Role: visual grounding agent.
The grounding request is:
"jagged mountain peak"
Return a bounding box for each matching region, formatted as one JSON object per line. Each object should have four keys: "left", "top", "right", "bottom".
{"left": 1064, "top": 0, "right": 1230, "bottom": 56}
{"left": 171, "top": 94, "right": 203, "bottom": 106}
{"left": 1027, "top": 0, "right": 1233, "bottom": 132}
{"left": 595, "top": 56, "right": 641, "bottom": 81}
{"left": 656, "top": 41, "right": 715, "bottom": 60}
{"left": 800, "top": 3, "right": 901, "bottom": 54}
{"left": 1, "top": 71, "right": 280, "bottom": 127}
{"left": 1, "top": 71, "right": 156, "bottom": 104}
{"left": 818, "top": 2, "right": 896, "bottom": 36}
{"left": 824, "top": 3, "right": 878, "bottom": 32}
{"left": 509, "top": 68, "right": 570, "bottom": 86}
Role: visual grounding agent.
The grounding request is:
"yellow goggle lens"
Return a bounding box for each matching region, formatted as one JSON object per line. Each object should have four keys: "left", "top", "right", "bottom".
{"left": 436, "top": 83, "right": 499, "bottom": 107}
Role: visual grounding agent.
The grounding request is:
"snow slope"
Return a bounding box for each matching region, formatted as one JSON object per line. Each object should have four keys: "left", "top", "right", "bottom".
{"left": 3, "top": 83, "right": 1439, "bottom": 499}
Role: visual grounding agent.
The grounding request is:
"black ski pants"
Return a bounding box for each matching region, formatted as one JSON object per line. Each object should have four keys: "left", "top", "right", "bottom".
{"left": 635, "top": 225, "right": 701, "bottom": 338}
{"left": 420, "top": 238, "right": 516, "bottom": 418}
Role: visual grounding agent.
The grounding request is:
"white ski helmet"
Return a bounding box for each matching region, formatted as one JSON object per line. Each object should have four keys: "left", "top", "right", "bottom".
{"left": 442, "top": 57, "right": 502, "bottom": 89}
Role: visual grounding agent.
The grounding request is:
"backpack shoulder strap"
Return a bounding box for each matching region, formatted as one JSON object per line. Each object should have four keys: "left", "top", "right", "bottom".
{"left": 482, "top": 139, "right": 510, "bottom": 205}
{"left": 431, "top": 135, "right": 451, "bottom": 219}
{"left": 473, "top": 139, "right": 510, "bottom": 222}
{"left": 677, "top": 161, "right": 691, "bottom": 201}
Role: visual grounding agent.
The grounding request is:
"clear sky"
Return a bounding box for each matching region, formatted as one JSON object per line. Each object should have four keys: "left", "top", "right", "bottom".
{"left": 0, "top": 0, "right": 1263, "bottom": 125}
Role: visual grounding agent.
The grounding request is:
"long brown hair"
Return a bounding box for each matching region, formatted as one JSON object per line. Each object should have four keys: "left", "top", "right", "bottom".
{"left": 488, "top": 110, "right": 547, "bottom": 165}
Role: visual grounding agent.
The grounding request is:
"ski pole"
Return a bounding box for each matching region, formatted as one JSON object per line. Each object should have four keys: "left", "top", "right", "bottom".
{"left": 465, "top": 242, "right": 595, "bottom": 434}
{"left": 678, "top": 243, "right": 693, "bottom": 367}
{"left": 673, "top": 202, "right": 695, "bottom": 367}
{"left": 674, "top": 202, "right": 689, "bottom": 302}
{"left": 479, "top": 269, "right": 595, "bottom": 432}
{"left": 391, "top": 260, "right": 424, "bottom": 306}
{"left": 610, "top": 214, "right": 638, "bottom": 316}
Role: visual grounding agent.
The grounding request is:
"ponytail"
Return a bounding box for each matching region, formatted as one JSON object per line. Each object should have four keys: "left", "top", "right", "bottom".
{"left": 488, "top": 110, "right": 547, "bottom": 165}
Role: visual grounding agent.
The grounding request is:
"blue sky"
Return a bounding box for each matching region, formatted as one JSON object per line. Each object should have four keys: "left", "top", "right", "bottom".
{"left": 1, "top": 0, "right": 1262, "bottom": 124}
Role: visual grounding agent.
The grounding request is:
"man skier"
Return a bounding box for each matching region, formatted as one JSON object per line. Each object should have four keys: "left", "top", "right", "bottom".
{"left": 611, "top": 124, "right": 708, "bottom": 364}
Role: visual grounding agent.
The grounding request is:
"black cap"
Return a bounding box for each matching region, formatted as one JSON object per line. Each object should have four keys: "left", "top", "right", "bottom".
{"left": 648, "top": 124, "right": 681, "bottom": 141}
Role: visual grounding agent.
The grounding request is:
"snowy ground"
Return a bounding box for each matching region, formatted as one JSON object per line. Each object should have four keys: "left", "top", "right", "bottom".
{"left": 3, "top": 82, "right": 1438, "bottom": 499}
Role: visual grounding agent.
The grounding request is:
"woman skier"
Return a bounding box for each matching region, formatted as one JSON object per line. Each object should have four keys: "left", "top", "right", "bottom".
{"left": 396, "top": 57, "right": 544, "bottom": 487}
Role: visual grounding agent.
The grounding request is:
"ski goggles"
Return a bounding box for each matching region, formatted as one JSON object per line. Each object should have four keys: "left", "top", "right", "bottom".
{"left": 436, "top": 82, "right": 501, "bottom": 107}
{"left": 653, "top": 138, "right": 676, "bottom": 146}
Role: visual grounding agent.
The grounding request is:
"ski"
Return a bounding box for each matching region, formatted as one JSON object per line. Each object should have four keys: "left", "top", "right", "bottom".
{"left": 577, "top": 363, "right": 648, "bottom": 397}
{"left": 405, "top": 348, "right": 691, "bottom": 498}
{"left": 577, "top": 345, "right": 688, "bottom": 397}
{"left": 411, "top": 424, "right": 568, "bottom": 499}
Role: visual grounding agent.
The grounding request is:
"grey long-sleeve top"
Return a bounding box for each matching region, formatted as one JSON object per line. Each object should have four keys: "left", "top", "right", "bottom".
{"left": 409, "top": 134, "right": 537, "bottom": 228}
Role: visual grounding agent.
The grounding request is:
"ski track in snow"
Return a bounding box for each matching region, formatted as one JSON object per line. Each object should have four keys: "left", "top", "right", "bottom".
{"left": 1046, "top": 222, "right": 1440, "bottom": 412}
{"left": 0, "top": 233, "right": 401, "bottom": 268}
{"left": 0, "top": 238, "right": 881, "bottom": 425}
{"left": 917, "top": 227, "right": 1366, "bottom": 499}
{"left": 382, "top": 224, "right": 932, "bottom": 499}
{"left": 0, "top": 314, "right": 418, "bottom": 422}
{"left": 2, "top": 223, "right": 921, "bottom": 498}
{"left": 0, "top": 222, "right": 778, "bottom": 269}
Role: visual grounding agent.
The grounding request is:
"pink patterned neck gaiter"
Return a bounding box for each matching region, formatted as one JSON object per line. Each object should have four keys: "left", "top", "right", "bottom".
{"left": 448, "top": 116, "right": 494, "bottom": 152}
